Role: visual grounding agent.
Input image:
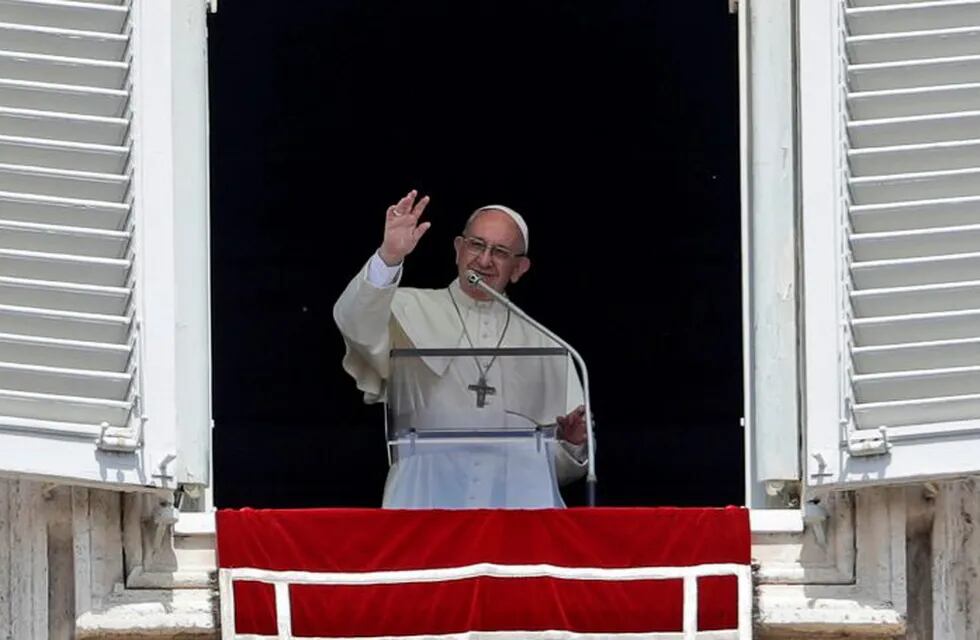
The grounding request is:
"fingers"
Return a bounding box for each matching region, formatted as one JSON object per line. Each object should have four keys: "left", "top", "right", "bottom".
{"left": 392, "top": 190, "right": 417, "bottom": 217}
{"left": 411, "top": 194, "right": 430, "bottom": 219}
{"left": 413, "top": 221, "right": 432, "bottom": 241}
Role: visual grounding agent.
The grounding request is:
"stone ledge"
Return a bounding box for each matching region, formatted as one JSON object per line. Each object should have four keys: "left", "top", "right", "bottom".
{"left": 757, "top": 590, "right": 905, "bottom": 638}
{"left": 76, "top": 588, "right": 218, "bottom": 640}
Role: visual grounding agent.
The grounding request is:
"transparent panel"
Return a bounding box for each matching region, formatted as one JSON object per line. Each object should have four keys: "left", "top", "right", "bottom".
{"left": 385, "top": 347, "right": 571, "bottom": 509}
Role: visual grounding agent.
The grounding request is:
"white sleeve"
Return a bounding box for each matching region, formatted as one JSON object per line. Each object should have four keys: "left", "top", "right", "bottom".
{"left": 366, "top": 250, "right": 403, "bottom": 288}
{"left": 333, "top": 253, "right": 403, "bottom": 402}
{"left": 560, "top": 440, "right": 588, "bottom": 462}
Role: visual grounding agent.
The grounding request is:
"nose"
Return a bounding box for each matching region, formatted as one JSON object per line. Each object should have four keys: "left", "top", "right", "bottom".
{"left": 475, "top": 247, "right": 494, "bottom": 268}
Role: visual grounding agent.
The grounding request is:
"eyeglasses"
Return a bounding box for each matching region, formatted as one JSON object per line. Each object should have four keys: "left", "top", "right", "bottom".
{"left": 460, "top": 236, "right": 524, "bottom": 261}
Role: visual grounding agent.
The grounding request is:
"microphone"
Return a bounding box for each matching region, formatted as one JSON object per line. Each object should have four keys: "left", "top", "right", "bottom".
{"left": 464, "top": 270, "right": 597, "bottom": 506}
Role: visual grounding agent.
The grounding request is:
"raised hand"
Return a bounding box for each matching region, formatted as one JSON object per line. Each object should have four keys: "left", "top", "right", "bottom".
{"left": 378, "top": 189, "right": 431, "bottom": 266}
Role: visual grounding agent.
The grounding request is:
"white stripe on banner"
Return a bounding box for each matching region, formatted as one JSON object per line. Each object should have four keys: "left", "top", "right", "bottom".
{"left": 220, "top": 564, "right": 753, "bottom": 639}
{"left": 226, "top": 562, "right": 749, "bottom": 586}
{"left": 233, "top": 631, "right": 742, "bottom": 640}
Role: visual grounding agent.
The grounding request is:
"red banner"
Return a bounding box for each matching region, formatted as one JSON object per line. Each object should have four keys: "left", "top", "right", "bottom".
{"left": 217, "top": 507, "right": 750, "bottom": 638}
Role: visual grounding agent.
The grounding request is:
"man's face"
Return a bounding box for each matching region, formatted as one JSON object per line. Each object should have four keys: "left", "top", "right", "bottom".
{"left": 454, "top": 209, "right": 531, "bottom": 300}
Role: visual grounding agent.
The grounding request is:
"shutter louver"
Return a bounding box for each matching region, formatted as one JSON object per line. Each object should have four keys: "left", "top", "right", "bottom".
{"left": 0, "top": 0, "right": 135, "bottom": 440}
{"left": 844, "top": 0, "right": 980, "bottom": 429}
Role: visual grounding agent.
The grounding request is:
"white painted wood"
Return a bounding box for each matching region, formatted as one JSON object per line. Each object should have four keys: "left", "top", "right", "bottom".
{"left": 168, "top": 0, "right": 212, "bottom": 490}
{"left": 0, "top": 0, "right": 140, "bottom": 485}
{"left": 130, "top": 0, "right": 212, "bottom": 491}
{"left": 0, "top": 79, "right": 127, "bottom": 119}
{"left": 0, "top": 21, "right": 128, "bottom": 61}
{"left": 802, "top": 0, "right": 980, "bottom": 490}
{"left": 842, "top": 3, "right": 980, "bottom": 429}
{"left": 0, "top": 135, "right": 128, "bottom": 173}
{"left": 0, "top": 0, "right": 210, "bottom": 493}
{"left": 737, "top": 0, "right": 752, "bottom": 517}
{"left": 740, "top": 0, "right": 802, "bottom": 507}
{"left": 798, "top": 0, "right": 846, "bottom": 492}
{"left": 0, "top": 0, "right": 129, "bottom": 33}
{"left": 0, "top": 430, "right": 157, "bottom": 488}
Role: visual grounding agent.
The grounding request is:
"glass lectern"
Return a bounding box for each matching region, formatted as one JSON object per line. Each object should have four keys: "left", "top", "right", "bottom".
{"left": 383, "top": 347, "right": 572, "bottom": 508}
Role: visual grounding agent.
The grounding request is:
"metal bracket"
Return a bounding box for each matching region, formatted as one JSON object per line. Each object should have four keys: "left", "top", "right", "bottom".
{"left": 151, "top": 454, "right": 177, "bottom": 488}
{"left": 809, "top": 452, "right": 834, "bottom": 482}
{"left": 846, "top": 426, "right": 891, "bottom": 458}
{"left": 729, "top": 0, "right": 739, "bottom": 14}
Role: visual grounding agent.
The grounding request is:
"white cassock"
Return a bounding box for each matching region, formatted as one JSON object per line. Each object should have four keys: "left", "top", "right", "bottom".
{"left": 333, "top": 253, "right": 588, "bottom": 509}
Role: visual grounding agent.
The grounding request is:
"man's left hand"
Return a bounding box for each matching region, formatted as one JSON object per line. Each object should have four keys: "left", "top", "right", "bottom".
{"left": 556, "top": 405, "right": 587, "bottom": 445}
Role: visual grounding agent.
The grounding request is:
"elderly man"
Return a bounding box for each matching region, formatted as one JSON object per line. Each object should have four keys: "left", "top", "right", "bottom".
{"left": 334, "top": 189, "right": 588, "bottom": 508}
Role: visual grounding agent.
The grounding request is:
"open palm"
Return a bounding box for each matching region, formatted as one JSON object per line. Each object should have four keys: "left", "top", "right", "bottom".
{"left": 379, "top": 190, "right": 431, "bottom": 266}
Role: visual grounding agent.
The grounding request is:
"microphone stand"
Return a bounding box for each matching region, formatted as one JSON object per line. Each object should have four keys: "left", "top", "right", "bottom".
{"left": 466, "top": 271, "right": 597, "bottom": 506}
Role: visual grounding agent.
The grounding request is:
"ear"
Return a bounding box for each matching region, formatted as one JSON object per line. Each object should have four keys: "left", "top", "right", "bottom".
{"left": 453, "top": 235, "right": 463, "bottom": 261}
{"left": 509, "top": 256, "right": 531, "bottom": 283}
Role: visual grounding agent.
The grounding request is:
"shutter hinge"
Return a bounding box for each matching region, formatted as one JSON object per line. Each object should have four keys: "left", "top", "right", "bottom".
{"left": 97, "top": 411, "right": 145, "bottom": 453}
{"left": 208, "top": 0, "right": 218, "bottom": 13}
{"left": 97, "top": 394, "right": 145, "bottom": 452}
{"left": 729, "top": 0, "right": 739, "bottom": 14}
{"left": 97, "top": 423, "right": 140, "bottom": 452}
{"left": 845, "top": 426, "right": 891, "bottom": 458}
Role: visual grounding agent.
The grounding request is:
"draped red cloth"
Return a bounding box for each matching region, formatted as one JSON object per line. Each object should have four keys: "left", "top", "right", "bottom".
{"left": 217, "top": 507, "right": 750, "bottom": 638}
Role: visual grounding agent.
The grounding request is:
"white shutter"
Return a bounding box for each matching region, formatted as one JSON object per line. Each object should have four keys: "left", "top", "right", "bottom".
{"left": 802, "top": 0, "right": 980, "bottom": 488}
{"left": 0, "top": 0, "right": 211, "bottom": 490}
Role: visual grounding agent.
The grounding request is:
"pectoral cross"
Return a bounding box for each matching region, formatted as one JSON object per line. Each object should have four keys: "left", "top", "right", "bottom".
{"left": 468, "top": 376, "right": 496, "bottom": 408}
